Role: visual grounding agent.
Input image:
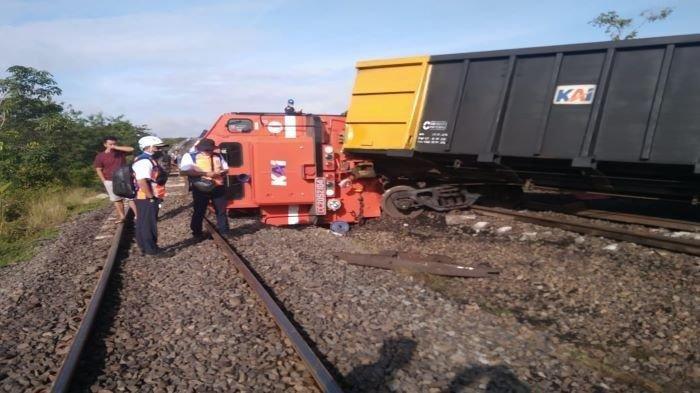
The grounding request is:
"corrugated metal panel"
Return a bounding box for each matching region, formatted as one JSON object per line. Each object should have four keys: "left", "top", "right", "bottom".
{"left": 412, "top": 34, "right": 700, "bottom": 168}
{"left": 650, "top": 44, "right": 700, "bottom": 163}
{"left": 344, "top": 56, "right": 429, "bottom": 150}
{"left": 343, "top": 35, "right": 700, "bottom": 200}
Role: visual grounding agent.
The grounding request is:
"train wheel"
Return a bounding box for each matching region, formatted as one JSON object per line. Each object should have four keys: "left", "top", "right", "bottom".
{"left": 381, "top": 186, "right": 424, "bottom": 219}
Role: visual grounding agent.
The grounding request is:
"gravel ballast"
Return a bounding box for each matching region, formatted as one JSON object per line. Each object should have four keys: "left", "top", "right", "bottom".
{"left": 228, "top": 209, "right": 698, "bottom": 392}
{"left": 0, "top": 207, "right": 113, "bottom": 392}
{"left": 74, "top": 196, "right": 317, "bottom": 392}
{"left": 2, "top": 191, "right": 697, "bottom": 392}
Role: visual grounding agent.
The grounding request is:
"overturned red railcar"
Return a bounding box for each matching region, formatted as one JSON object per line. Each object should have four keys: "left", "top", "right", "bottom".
{"left": 201, "top": 112, "right": 382, "bottom": 226}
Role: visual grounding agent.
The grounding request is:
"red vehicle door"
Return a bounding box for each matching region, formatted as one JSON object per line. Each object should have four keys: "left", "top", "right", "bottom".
{"left": 251, "top": 138, "right": 315, "bottom": 205}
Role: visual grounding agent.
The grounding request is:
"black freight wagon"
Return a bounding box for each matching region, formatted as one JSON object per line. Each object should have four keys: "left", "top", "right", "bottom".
{"left": 344, "top": 34, "right": 700, "bottom": 210}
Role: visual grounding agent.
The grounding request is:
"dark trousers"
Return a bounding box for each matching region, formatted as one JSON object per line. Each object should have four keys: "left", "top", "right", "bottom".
{"left": 191, "top": 186, "right": 230, "bottom": 235}
{"left": 134, "top": 199, "right": 159, "bottom": 254}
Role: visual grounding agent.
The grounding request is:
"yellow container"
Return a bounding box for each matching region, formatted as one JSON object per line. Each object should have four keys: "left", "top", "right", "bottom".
{"left": 344, "top": 56, "right": 430, "bottom": 150}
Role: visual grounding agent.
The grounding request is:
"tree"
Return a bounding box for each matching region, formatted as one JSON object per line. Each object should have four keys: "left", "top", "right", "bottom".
{"left": 589, "top": 7, "right": 673, "bottom": 40}
{"left": 0, "top": 66, "right": 63, "bottom": 127}
{"left": 0, "top": 94, "right": 6, "bottom": 129}
{"left": 0, "top": 65, "right": 151, "bottom": 261}
{"left": 0, "top": 65, "right": 150, "bottom": 188}
{"left": 162, "top": 137, "right": 187, "bottom": 146}
{"left": 0, "top": 66, "right": 65, "bottom": 188}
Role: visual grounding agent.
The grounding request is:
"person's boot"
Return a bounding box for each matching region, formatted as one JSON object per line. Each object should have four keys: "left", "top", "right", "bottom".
{"left": 192, "top": 232, "right": 211, "bottom": 242}
{"left": 146, "top": 249, "right": 175, "bottom": 259}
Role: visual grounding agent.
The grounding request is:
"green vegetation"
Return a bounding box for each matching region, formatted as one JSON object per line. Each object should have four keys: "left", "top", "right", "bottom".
{"left": 589, "top": 7, "right": 673, "bottom": 40}
{"left": 0, "top": 65, "right": 148, "bottom": 266}
{"left": 0, "top": 187, "right": 109, "bottom": 266}
{"left": 162, "top": 137, "right": 187, "bottom": 146}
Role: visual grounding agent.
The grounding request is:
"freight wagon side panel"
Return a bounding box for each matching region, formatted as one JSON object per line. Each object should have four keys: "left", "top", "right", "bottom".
{"left": 413, "top": 35, "right": 700, "bottom": 169}
{"left": 498, "top": 55, "right": 557, "bottom": 157}
{"left": 417, "top": 58, "right": 508, "bottom": 152}
{"left": 450, "top": 58, "right": 510, "bottom": 156}
{"left": 593, "top": 48, "right": 665, "bottom": 161}
{"left": 651, "top": 44, "right": 700, "bottom": 164}
{"left": 344, "top": 56, "right": 429, "bottom": 150}
{"left": 540, "top": 51, "right": 604, "bottom": 159}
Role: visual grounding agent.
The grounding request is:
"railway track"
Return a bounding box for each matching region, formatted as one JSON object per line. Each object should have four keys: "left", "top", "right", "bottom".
{"left": 51, "top": 209, "right": 130, "bottom": 393}
{"left": 202, "top": 218, "right": 341, "bottom": 392}
{"left": 50, "top": 196, "right": 341, "bottom": 392}
{"left": 4, "top": 179, "right": 695, "bottom": 392}
{"left": 572, "top": 209, "right": 700, "bottom": 232}
{"left": 472, "top": 205, "right": 700, "bottom": 256}
{"left": 523, "top": 200, "right": 700, "bottom": 232}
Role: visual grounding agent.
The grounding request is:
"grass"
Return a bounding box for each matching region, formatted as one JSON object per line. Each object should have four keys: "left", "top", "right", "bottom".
{"left": 0, "top": 187, "right": 108, "bottom": 267}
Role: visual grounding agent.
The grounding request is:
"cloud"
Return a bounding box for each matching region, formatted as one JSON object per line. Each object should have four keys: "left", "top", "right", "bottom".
{"left": 0, "top": 0, "right": 539, "bottom": 137}
{"left": 0, "top": 2, "right": 275, "bottom": 72}
{"left": 0, "top": 1, "right": 295, "bottom": 136}
{"left": 98, "top": 61, "right": 356, "bottom": 137}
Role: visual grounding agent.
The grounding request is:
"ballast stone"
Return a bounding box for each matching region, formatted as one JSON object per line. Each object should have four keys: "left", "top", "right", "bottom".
{"left": 471, "top": 221, "right": 489, "bottom": 231}
{"left": 603, "top": 243, "right": 619, "bottom": 251}
{"left": 445, "top": 212, "right": 477, "bottom": 226}
{"left": 496, "top": 226, "right": 512, "bottom": 234}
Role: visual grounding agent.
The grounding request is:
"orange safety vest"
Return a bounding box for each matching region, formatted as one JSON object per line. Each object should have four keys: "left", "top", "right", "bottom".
{"left": 193, "top": 152, "right": 225, "bottom": 186}
{"left": 134, "top": 155, "right": 167, "bottom": 199}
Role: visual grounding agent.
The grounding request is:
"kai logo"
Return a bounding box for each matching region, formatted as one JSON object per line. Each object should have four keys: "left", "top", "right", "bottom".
{"left": 553, "top": 84, "right": 596, "bottom": 105}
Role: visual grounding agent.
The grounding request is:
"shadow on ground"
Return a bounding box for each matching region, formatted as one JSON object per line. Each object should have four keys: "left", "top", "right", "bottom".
{"left": 158, "top": 202, "right": 192, "bottom": 221}
{"left": 343, "top": 337, "right": 530, "bottom": 393}
{"left": 446, "top": 364, "right": 531, "bottom": 393}
{"left": 344, "top": 337, "right": 417, "bottom": 392}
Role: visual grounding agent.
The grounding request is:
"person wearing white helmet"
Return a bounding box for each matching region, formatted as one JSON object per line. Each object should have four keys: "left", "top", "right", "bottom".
{"left": 132, "top": 136, "right": 170, "bottom": 257}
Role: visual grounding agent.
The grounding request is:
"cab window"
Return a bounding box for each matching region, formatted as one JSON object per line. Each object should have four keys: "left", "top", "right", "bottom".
{"left": 219, "top": 142, "right": 242, "bottom": 168}
{"left": 226, "top": 119, "right": 253, "bottom": 133}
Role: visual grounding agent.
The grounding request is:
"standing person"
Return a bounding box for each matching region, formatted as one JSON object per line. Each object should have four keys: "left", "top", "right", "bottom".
{"left": 179, "top": 138, "right": 231, "bottom": 238}
{"left": 93, "top": 136, "right": 134, "bottom": 223}
{"left": 133, "top": 136, "right": 170, "bottom": 257}
{"left": 284, "top": 98, "right": 296, "bottom": 114}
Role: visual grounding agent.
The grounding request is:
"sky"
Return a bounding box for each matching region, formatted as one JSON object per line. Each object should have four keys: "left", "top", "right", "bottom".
{"left": 0, "top": 0, "right": 698, "bottom": 137}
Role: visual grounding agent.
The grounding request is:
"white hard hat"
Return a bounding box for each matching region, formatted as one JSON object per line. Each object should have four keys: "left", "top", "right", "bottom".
{"left": 138, "top": 136, "right": 165, "bottom": 150}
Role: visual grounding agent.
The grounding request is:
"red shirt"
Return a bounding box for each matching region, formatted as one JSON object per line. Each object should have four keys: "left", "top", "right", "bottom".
{"left": 93, "top": 150, "right": 126, "bottom": 180}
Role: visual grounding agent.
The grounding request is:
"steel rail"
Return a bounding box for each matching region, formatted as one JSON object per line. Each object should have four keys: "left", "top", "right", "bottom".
{"left": 574, "top": 209, "right": 700, "bottom": 232}
{"left": 51, "top": 211, "right": 131, "bottom": 393}
{"left": 471, "top": 205, "right": 700, "bottom": 256}
{"left": 525, "top": 201, "right": 700, "bottom": 232}
{"left": 203, "top": 218, "right": 343, "bottom": 393}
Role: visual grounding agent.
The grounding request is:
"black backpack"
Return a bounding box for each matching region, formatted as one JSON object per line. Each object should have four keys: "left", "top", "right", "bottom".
{"left": 112, "top": 156, "right": 168, "bottom": 199}
{"left": 112, "top": 165, "right": 136, "bottom": 198}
